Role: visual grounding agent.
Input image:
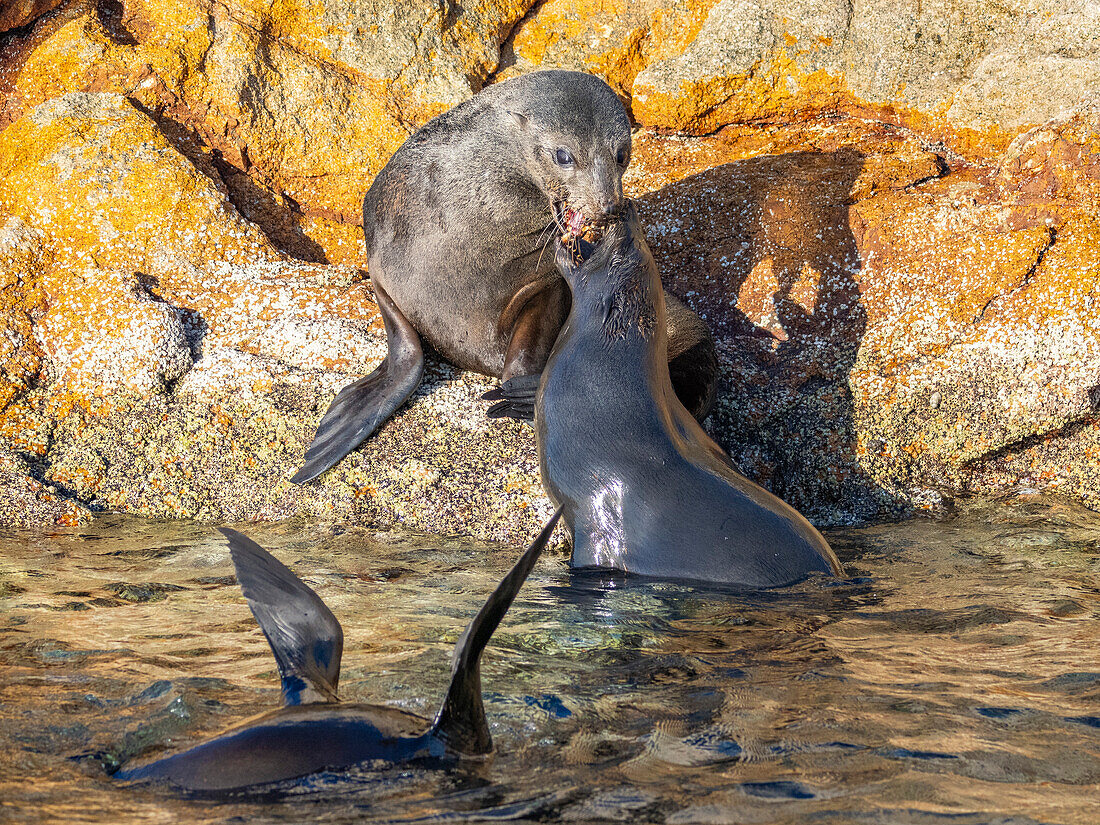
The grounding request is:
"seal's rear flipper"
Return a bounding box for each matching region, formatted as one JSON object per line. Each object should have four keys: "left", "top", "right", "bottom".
{"left": 291, "top": 281, "right": 424, "bottom": 484}
{"left": 663, "top": 293, "right": 718, "bottom": 423}
{"left": 482, "top": 374, "right": 540, "bottom": 421}
{"left": 218, "top": 527, "right": 343, "bottom": 705}
{"left": 432, "top": 508, "right": 563, "bottom": 754}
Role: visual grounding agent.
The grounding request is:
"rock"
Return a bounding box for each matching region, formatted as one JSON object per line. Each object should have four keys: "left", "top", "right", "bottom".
{"left": 0, "top": 0, "right": 64, "bottom": 33}
{"left": 510, "top": 0, "right": 1100, "bottom": 163}
{"left": 6, "top": 0, "right": 1098, "bottom": 263}
{"left": 37, "top": 267, "right": 192, "bottom": 399}
{"left": 2, "top": 0, "right": 535, "bottom": 263}
{"left": 0, "top": 216, "right": 47, "bottom": 410}
{"left": 0, "top": 90, "right": 551, "bottom": 540}
{"left": 0, "top": 446, "right": 91, "bottom": 527}
{"left": 625, "top": 112, "right": 1100, "bottom": 520}
{"left": 1, "top": 3, "right": 1099, "bottom": 533}
{"left": 499, "top": 0, "right": 712, "bottom": 98}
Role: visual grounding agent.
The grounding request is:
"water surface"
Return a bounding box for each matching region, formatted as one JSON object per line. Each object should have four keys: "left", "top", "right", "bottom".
{"left": 1, "top": 494, "right": 1098, "bottom": 824}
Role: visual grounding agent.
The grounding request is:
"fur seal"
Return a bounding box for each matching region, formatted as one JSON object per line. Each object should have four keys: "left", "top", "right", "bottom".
{"left": 535, "top": 202, "right": 841, "bottom": 587}
{"left": 115, "top": 511, "right": 561, "bottom": 792}
{"left": 291, "top": 70, "right": 717, "bottom": 483}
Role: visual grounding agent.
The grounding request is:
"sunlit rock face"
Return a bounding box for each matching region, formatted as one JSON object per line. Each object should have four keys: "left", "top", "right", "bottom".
{"left": 625, "top": 116, "right": 1100, "bottom": 522}
{"left": 0, "top": 1, "right": 1097, "bottom": 532}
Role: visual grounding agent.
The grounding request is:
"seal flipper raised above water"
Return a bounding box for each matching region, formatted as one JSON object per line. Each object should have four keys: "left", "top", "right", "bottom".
{"left": 116, "top": 510, "right": 563, "bottom": 792}
{"left": 433, "top": 503, "right": 559, "bottom": 751}
{"left": 291, "top": 70, "right": 718, "bottom": 483}
{"left": 220, "top": 527, "right": 343, "bottom": 704}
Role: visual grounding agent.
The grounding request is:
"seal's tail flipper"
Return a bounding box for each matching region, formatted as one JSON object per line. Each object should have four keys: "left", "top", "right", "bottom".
{"left": 432, "top": 508, "right": 563, "bottom": 755}
{"left": 218, "top": 527, "right": 344, "bottom": 706}
{"left": 291, "top": 281, "right": 424, "bottom": 484}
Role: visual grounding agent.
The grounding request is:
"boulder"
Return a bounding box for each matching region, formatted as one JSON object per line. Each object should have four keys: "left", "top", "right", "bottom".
{"left": 0, "top": 0, "right": 64, "bottom": 34}
{"left": 0, "top": 92, "right": 549, "bottom": 540}
{"left": 0, "top": 2, "right": 1098, "bottom": 534}
{"left": 626, "top": 112, "right": 1100, "bottom": 519}
{"left": 2, "top": 0, "right": 535, "bottom": 263}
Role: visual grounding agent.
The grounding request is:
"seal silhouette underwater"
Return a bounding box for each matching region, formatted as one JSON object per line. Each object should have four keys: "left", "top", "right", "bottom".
{"left": 291, "top": 70, "right": 717, "bottom": 484}
{"left": 116, "top": 510, "right": 562, "bottom": 792}
{"left": 536, "top": 202, "right": 842, "bottom": 587}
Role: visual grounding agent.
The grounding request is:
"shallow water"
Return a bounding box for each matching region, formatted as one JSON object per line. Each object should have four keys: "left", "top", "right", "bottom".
{"left": 1, "top": 494, "right": 1098, "bottom": 824}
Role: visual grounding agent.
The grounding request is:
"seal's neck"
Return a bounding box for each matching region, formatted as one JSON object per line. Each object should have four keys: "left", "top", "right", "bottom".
{"left": 563, "top": 258, "right": 671, "bottom": 406}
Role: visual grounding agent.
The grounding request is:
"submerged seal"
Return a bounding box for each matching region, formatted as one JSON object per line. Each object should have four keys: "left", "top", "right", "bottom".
{"left": 291, "top": 70, "right": 717, "bottom": 483}
{"left": 535, "top": 203, "right": 841, "bottom": 587}
{"left": 116, "top": 511, "right": 561, "bottom": 792}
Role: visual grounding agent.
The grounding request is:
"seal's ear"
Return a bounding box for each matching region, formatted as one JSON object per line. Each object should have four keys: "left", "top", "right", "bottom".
{"left": 507, "top": 110, "right": 530, "bottom": 131}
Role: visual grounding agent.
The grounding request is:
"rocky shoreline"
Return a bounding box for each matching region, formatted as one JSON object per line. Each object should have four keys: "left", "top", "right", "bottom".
{"left": 0, "top": 1, "right": 1097, "bottom": 540}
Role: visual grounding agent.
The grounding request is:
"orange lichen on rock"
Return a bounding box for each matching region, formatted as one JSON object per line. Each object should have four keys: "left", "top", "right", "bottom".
{"left": 0, "top": 0, "right": 1098, "bottom": 529}
{"left": 505, "top": 0, "right": 720, "bottom": 103}
{"left": 1, "top": 0, "right": 534, "bottom": 263}
{"left": 633, "top": 46, "right": 851, "bottom": 134}
{"left": 0, "top": 215, "right": 48, "bottom": 410}
{"left": 0, "top": 93, "right": 275, "bottom": 273}
{"left": 625, "top": 112, "right": 1100, "bottom": 518}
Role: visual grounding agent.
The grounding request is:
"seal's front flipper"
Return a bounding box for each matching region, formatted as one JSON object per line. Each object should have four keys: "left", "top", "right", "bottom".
{"left": 485, "top": 279, "right": 566, "bottom": 422}
{"left": 482, "top": 374, "right": 540, "bottom": 421}
{"left": 291, "top": 281, "right": 424, "bottom": 484}
{"left": 218, "top": 527, "right": 343, "bottom": 705}
{"left": 432, "top": 508, "right": 563, "bottom": 755}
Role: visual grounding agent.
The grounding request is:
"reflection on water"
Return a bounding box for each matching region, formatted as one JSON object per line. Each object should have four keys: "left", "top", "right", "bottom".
{"left": 1, "top": 494, "right": 1098, "bottom": 824}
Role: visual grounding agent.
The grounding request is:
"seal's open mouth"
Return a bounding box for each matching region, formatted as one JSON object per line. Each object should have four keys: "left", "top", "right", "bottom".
{"left": 555, "top": 204, "right": 602, "bottom": 267}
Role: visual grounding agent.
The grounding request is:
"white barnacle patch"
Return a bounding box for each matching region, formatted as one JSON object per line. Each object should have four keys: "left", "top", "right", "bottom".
{"left": 35, "top": 267, "right": 192, "bottom": 396}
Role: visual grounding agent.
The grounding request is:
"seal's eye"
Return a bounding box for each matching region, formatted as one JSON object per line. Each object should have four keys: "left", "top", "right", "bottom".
{"left": 554, "top": 148, "right": 575, "bottom": 166}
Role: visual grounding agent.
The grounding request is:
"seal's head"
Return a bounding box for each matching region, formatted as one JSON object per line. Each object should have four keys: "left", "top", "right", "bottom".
{"left": 554, "top": 200, "right": 650, "bottom": 288}
{"left": 500, "top": 71, "right": 631, "bottom": 253}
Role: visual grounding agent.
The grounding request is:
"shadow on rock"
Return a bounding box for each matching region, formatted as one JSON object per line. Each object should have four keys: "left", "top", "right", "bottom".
{"left": 638, "top": 149, "right": 904, "bottom": 524}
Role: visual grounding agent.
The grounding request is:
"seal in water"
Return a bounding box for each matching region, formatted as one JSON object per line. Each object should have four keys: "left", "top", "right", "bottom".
{"left": 115, "top": 510, "right": 562, "bottom": 792}
{"left": 535, "top": 202, "right": 841, "bottom": 587}
{"left": 291, "top": 70, "right": 717, "bottom": 484}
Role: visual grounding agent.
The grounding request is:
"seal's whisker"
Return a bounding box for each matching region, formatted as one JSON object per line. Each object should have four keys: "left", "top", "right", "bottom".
{"left": 535, "top": 216, "right": 558, "bottom": 249}
{"left": 534, "top": 217, "right": 558, "bottom": 272}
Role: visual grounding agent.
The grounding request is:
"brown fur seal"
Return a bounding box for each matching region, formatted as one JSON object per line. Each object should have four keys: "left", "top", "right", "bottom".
{"left": 291, "top": 70, "right": 717, "bottom": 483}
{"left": 535, "top": 202, "right": 841, "bottom": 587}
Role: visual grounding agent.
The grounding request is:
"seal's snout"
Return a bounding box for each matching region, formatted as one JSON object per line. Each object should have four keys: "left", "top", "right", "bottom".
{"left": 556, "top": 202, "right": 603, "bottom": 269}
{"left": 591, "top": 193, "right": 622, "bottom": 222}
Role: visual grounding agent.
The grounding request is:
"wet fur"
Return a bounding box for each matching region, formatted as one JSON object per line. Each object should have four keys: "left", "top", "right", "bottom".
{"left": 536, "top": 203, "right": 842, "bottom": 587}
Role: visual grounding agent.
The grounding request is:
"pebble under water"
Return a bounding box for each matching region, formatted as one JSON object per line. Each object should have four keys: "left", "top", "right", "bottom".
{"left": 1, "top": 494, "right": 1098, "bottom": 824}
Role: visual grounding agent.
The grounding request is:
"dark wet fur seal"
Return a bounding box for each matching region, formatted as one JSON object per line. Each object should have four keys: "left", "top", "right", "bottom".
{"left": 291, "top": 70, "right": 717, "bottom": 483}
{"left": 535, "top": 202, "right": 841, "bottom": 588}
{"left": 115, "top": 510, "right": 562, "bottom": 793}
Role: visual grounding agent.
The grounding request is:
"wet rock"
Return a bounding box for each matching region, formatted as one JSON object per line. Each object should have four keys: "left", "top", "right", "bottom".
{"left": 105, "top": 582, "right": 186, "bottom": 603}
